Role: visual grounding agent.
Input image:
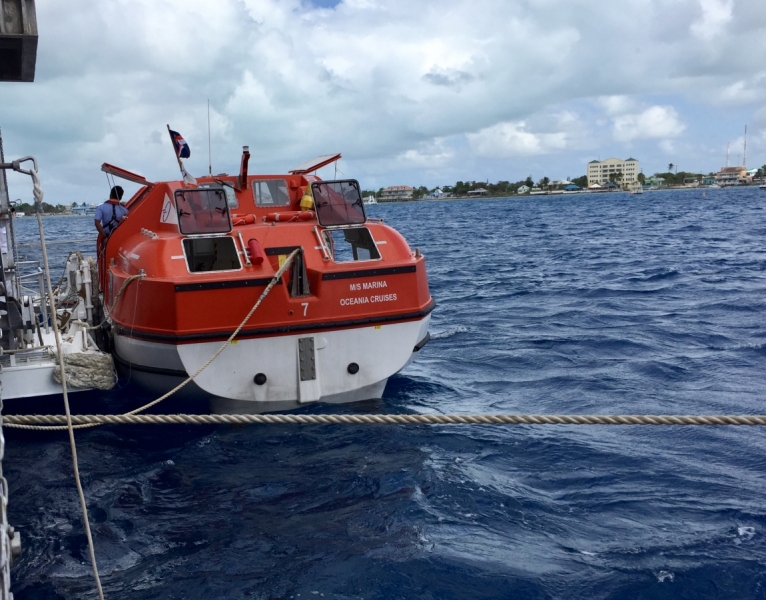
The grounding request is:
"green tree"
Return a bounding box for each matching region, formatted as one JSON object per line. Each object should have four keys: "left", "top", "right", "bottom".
{"left": 572, "top": 175, "right": 588, "bottom": 188}
{"left": 453, "top": 181, "right": 471, "bottom": 195}
{"left": 486, "top": 181, "right": 510, "bottom": 196}
{"left": 637, "top": 173, "right": 646, "bottom": 184}
{"left": 525, "top": 176, "right": 533, "bottom": 188}
{"left": 668, "top": 163, "right": 674, "bottom": 172}
{"left": 413, "top": 186, "right": 429, "bottom": 199}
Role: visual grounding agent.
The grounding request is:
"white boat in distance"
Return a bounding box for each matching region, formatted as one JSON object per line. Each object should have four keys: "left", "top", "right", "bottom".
{"left": 363, "top": 195, "right": 377, "bottom": 205}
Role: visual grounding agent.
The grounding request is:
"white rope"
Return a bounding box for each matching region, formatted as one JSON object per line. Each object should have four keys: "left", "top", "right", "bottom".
{"left": 120, "top": 248, "right": 300, "bottom": 412}
{"left": 19, "top": 249, "right": 301, "bottom": 432}
{"left": 73, "top": 273, "right": 146, "bottom": 332}
{"left": 6, "top": 413, "right": 766, "bottom": 428}
{"left": 53, "top": 353, "right": 116, "bottom": 390}
{"left": 29, "top": 162, "right": 105, "bottom": 600}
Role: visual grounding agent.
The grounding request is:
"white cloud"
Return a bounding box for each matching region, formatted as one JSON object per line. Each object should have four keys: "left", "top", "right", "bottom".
{"left": 467, "top": 122, "right": 568, "bottom": 158}
{"left": 612, "top": 106, "right": 686, "bottom": 142}
{"left": 691, "top": 0, "right": 733, "bottom": 41}
{"left": 597, "top": 96, "right": 638, "bottom": 116}
{"left": 659, "top": 139, "right": 676, "bottom": 154}
{"left": 1, "top": 0, "right": 766, "bottom": 200}
{"left": 397, "top": 138, "right": 454, "bottom": 167}
{"left": 713, "top": 73, "right": 766, "bottom": 106}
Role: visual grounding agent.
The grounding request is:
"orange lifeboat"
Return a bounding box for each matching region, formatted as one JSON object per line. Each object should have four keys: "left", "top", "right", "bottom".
{"left": 99, "top": 152, "right": 434, "bottom": 411}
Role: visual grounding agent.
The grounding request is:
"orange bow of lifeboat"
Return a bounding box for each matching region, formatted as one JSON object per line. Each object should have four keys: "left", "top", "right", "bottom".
{"left": 100, "top": 153, "right": 434, "bottom": 412}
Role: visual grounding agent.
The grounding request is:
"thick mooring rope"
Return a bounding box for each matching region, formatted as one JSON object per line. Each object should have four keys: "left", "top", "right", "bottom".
{"left": 6, "top": 413, "right": 766, "bottom": 429}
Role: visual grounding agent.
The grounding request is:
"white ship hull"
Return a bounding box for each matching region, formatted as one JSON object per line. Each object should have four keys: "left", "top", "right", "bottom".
{"left": 113, "top": 315, "right": 430, "bottom": 411}
{"left": 0, "top": 322, "right": 98, "bottom": 399}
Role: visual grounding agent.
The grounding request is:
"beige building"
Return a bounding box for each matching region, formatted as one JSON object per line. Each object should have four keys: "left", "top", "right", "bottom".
{"left": 715, "top": 166, "right": 747, "bottom": 186}
{"left": 587, "top": 158, "right": 640, "bottom": 186}
{"left": 380, "top": 186, "right": 414, "bottom": 201}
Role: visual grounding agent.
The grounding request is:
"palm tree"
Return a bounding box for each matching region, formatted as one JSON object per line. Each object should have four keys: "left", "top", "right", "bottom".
{"left": 668, "top": 163, "right": 674, "bottom": 172}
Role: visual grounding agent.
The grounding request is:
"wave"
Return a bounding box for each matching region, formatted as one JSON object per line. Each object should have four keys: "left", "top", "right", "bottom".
{"left": 672, "top": 224, "right": 703, "bottom": 232}
{"left": 12, "top": 187, "right": 766, "bottom": 599}
{"left": 708, "top": 342, "right": 766, "bottom": 354}
{"left": 430, "top": 326, "right": 468, "bottom": 339}
{"left": 627, "top": 268, "right": 680, "bottom": 283}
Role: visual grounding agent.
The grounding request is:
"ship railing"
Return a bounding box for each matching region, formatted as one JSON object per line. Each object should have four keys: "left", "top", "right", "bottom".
{"left": 12, "top": 260, "right": 50, "bottom": 334}
{"left": 14, "top": 260, "right": 44, "bottom": 297}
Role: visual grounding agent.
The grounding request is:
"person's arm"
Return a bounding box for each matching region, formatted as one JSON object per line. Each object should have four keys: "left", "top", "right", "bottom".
{"left": 95, "top": 218, "right": 106, "bottom": 237}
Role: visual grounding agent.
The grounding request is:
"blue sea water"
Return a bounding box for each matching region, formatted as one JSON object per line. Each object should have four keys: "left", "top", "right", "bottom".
{"left": 6, "top": 187, "right": 766, "bottom": 599}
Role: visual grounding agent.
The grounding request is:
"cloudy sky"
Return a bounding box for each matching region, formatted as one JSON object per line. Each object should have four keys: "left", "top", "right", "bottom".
{"left": 2, "top": 0, "right": 765, "bottom": 204}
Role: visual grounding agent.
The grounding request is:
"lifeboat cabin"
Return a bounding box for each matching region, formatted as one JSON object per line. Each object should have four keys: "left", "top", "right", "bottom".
{"left": 99, "top": 152, "right": 434, "bottom": 411}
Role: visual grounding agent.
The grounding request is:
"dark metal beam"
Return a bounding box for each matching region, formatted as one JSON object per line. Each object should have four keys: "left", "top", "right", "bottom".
{"left": 0, "top": 0, "right": 38, "bottom": 82}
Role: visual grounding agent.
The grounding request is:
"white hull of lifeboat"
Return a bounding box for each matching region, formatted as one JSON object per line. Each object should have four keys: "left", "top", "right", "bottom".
{"left": 113, "top": 315, "right": 430, "bottom": 411}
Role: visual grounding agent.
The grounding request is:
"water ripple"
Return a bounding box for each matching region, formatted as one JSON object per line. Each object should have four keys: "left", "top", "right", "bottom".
{"left": 7, "top": 188, "right": 766, "bottom": 598}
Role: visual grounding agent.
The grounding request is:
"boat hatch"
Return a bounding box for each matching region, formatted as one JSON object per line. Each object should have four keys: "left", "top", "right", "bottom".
{"left": 182, "top": 237, "right": 241, "bottom": 273}
{"left": 312, "top": 180, "right": 366, "bottom": 227}
{"left": 322, "top": 227, "right": 380, "bottom": 263}
{"left": 253, "top": 179, "right": 290, "bottom": 207}
{"left": 175, "top": 187, "right": 232, "bottom": 235}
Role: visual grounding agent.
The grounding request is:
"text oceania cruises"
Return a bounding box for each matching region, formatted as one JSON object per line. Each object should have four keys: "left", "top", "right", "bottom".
{"left": 340, "top": 293, "right": 398, "bottom": 306}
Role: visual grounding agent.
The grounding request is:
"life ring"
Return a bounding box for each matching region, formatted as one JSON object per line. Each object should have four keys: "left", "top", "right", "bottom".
{"left": 265, "top": 211, "right": 316, "bottom": 222}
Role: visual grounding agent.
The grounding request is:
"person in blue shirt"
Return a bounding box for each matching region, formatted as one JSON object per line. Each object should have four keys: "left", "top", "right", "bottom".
{"left": 94, "top": 186, "right": 129, "bottom": 238}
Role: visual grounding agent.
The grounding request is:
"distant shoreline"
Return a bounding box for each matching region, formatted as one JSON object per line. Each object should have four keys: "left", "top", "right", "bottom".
{"left": 15, "top": 213, "right": 93, "bottom": 218}
{"left": 374, "top": 185, "right": 759, "bottom": 203}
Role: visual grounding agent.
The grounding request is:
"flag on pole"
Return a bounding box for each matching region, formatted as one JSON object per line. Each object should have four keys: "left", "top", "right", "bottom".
{"left": 181, "top": 165, "right": 197, "bottom": 186}
{"left": 167, "top": 124, "right": 196, "bottom": 187}
{"left": 169, "top": 129, "right": 191, "bottom": 159}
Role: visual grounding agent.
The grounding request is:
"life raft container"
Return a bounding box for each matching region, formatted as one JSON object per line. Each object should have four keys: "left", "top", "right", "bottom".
{"left": 231, "top": 213, "right": 256, "bottom": 226}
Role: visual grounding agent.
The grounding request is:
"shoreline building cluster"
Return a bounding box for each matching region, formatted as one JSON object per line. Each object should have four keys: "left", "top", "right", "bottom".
{"left": 587, "top": 158, "right": 640, "bottom": 187}
{"left": 380, "top": 186, "right": 414, "bottom": 202}
{"left": 380, "top": 185, "right": 415, "bottom": 202}
{"left": 714, "top": 166, "right": 748, "bottom": 186}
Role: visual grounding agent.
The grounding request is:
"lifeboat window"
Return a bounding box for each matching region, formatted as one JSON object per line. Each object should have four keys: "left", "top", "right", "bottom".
{"left": 322, "top": 227, "right": 380, "bottom": 263}
{"left": 201, "top": 182, "right": 238, "bottom": 209}
{"left": 175, "top": 188, "right": 232, "bottom": 235}
{"left": 312, "top": 180, "right": 366, "bottom": 227}
{"left": 182, "top": 237, "right": 241, "bottom": 272}
{"left": 253, "top": 179, "right": 290, "bottom": 207}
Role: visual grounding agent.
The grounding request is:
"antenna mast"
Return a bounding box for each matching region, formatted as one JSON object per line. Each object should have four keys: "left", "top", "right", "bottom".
{"left": 726, "top": 142, "right": 729, "bottom": 167}
{"left": 743, "top": 125, "right": 747, "bottom": 170}
{"left": 207, "top": 100, "right": 212, "bottom": 176}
